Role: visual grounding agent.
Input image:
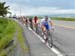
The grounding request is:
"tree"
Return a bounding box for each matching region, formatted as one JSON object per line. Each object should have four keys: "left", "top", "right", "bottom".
{"left": 0, "top": 2, "right": 10, "bottom": 17}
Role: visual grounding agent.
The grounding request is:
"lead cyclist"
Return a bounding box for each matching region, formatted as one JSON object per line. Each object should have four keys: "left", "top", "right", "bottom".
{"left": 40, "top": 16, "right": 54, "bottom": 43}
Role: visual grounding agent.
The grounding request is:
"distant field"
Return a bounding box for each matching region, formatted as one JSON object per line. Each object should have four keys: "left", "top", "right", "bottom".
{"left": 27, "top": 16, "right": 75, "bottom": 21}
{"left": 51, "top": 17, "right": 75, "bottom": 21}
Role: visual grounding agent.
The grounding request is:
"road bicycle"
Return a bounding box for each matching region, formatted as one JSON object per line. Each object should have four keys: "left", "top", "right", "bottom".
{"left": 42, "top": 29, "right": 54, "bottom": 48}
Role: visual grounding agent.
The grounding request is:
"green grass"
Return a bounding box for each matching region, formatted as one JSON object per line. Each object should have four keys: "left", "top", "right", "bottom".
{"left": 51, "top": 17, "right": 75, "bottom": 21}
{"left": 0, "top": 18, "right": 28, "bottom": 56}
{"left": 0, "top": 18, "right": 17, "bottom": 56}
{"left": 0, "top": 18, "right": 8, "bottom": 39}
{"left": 0, "top": 49, "right": 7, "bottom": 56}
{"left": 16, "top": 23, "right": 29, "bottom": 52}
{"left": 0, "top": 19, "right": 16, "bottom": 50}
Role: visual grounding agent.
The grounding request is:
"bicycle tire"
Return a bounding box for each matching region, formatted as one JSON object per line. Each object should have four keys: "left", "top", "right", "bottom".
{"left": 48, "top": 32, "right": 53, "bottom": 48}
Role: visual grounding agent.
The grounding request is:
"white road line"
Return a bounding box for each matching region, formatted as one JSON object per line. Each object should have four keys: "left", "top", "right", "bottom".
{"left": 51, "top": 48, "right": 63, "bottom": 56}
{"left": 28, "top": 27, "right": 63, "bottom": 56}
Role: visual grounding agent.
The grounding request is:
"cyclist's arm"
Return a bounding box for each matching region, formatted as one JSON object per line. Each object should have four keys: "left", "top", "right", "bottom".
{"left": 49, "top": 20, "right": 55, "bottom": 31}
{"left": 41, "top": 22, "right": 46, "bottom": 32}
{"left": 50, "top": 20, "right": 54, "bottom": 27}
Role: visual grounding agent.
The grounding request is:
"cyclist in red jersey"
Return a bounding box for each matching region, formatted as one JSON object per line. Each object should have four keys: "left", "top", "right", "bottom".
{"left": 33, "top": 16, "right": 39, "bottom": 33}
{"left": 34, "top": 16, "right": 38, "bottom": 24}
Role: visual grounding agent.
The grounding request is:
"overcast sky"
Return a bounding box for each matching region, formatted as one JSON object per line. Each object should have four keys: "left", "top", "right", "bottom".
{"left": 1, "top": 0, "right": 75, "bottom": 16}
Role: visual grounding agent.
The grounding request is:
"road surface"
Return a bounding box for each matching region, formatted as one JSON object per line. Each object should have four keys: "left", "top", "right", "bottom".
{"left": 21, "top": 23, "right": 57, "bottom": 56}
{"left": 15, "top": 19, "right": 75, "bottom": 56}
{"left": 38, "top": 20, "right": 75, "bottom": 56}
{"left": 53, "top": 20, "right": 75, "bottom": 56}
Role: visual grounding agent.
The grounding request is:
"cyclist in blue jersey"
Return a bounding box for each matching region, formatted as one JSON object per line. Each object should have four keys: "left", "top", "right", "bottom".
{"left": 40, "top": 16, "right": 54, "bottom": 43}
{"left": 41, "top": 16, "right": 54, "bottom": 32}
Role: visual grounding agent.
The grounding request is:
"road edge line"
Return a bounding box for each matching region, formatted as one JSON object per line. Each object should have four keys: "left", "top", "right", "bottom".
{"left": 28, "top": 27, "right": 63, "bottom": 56}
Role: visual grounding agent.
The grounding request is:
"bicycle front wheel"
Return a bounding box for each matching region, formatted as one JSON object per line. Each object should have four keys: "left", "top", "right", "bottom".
{"left": 47, "top": 32, "right": 53, "bottom": 48}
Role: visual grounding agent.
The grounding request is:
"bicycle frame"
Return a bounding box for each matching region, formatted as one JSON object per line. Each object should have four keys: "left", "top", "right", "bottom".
{"left": 42, "top": 29, "right": 53, "bottom": 48}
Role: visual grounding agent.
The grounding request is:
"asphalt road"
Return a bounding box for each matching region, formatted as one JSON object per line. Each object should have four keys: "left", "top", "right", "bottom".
{"left": 53, "top": 25, "right": 75, "bottom": 56}
{"left": 37, "top": 20, "right": 75, "bottom": 56}
{"left": 39, "top": 20, "right": 75, "bottom": 56}
{"left": 53, "top": 21, "right": 75, "bottom": 56}
{"left": 53, "top": 20, "right": 75, "bottom": 27}
{"left": 22, "top": 24, "right": 57, "bottom": 56}
{"left": 14, "top": 19, "right": 75, "bottom": 56}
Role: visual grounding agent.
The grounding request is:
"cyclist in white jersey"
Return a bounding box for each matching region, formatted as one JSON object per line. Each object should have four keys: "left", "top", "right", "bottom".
{"left": 40, "top": 16, "right": 54, "bottom": 32}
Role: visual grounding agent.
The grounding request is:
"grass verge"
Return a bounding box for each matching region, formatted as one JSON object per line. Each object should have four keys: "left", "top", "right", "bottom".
{"left": 0, "top": 18, "right": 28, "bottom": 56}
{"left": 16, "top": 22, "right": 29, "bottom": 52}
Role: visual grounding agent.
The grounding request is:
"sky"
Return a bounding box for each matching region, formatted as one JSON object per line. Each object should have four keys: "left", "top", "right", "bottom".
{"left": 1, "top": 0, "right": 75, "bottom": 16}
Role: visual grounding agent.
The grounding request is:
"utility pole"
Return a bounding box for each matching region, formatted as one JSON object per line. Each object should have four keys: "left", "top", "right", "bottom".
{"left": 20, "top": 8, "right": 22, "bottom": 16}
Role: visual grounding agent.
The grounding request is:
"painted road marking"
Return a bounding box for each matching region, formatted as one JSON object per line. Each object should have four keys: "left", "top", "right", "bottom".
{"left": 55, "top": 24, "right": 75, "bottom": 29}
{"left": 28, "top": 27, "right": 63, "bottom": 56}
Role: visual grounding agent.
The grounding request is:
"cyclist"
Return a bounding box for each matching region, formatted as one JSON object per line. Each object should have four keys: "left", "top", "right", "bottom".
{"left": 22, "top": 16, "right": 26, "bottom": 25}
{"left": 40, "top": 16, "right": 54, "bottom": 43}
{"left": 33, "top": 16, "right": 39, "bottom": 33}
{"left": 25, "top": 16, "right": 28, "bottom": 27}
{"left": 29, "top": 17, "right": 33, "bottom": 29}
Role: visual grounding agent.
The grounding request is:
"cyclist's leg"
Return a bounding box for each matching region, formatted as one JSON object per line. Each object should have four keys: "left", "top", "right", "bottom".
{"left": 33, "top": 23, "right": 36, "bottom": 32}
{"left": 42, "top": 26, "right": 48, "bottom": 43}
{"left": 30, "top": 22, "right": 33, "bottom": 29}
{"left": 41, "top": 25, "right": 45, "bottom": 36}
{"left": 30, "top": 22, "right": 32, "bottom": 28}
{"left": 31, "top": 23, "right": 33, "bottom": 29}
{"left": 26, "top": 22, "right": 28, "bottom": 28}
{"left": 35, "top": 23, "right": 38, "bottom": 33}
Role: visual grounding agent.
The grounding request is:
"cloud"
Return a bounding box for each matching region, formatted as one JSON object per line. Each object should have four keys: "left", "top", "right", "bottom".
{"left": 10, "top": 6, "right": 75, "bottom": 16}
{"left": 4, "top": 0, "right": 75, "bottom": 16}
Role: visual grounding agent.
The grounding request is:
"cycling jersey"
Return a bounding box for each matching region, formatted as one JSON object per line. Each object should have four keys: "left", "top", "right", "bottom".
{"left": 41, "top": 18, "right": 52, "bottom": 30}
{"left": 33, "top": 16, "right": 38, "bottom": 24}
{"left": 29, "top": 18, "right": 32, "bottom": 23}
{"left": 44, "top": 21, "right": 49, "bottom": 30}
{"left": 26, "top": 18, "right": 28, "bottom": 23}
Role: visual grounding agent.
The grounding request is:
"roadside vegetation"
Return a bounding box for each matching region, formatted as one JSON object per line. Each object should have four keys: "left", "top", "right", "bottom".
{"left": 51, "top": 17, "right": 75, "bottom": 21}
{"left": 0, "top": 2, "right": 11, "bottom": 17}
{"left": 0, "top": 18, "right": 28, "bottom": 56}
{"left": 16, "top": 22, "right": 28, "bottom": 52}
{"left": 0, "top": 17, "right": 16, "bottom": 56}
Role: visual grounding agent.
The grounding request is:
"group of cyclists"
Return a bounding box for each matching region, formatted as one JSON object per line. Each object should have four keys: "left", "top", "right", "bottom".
{"left": 20, "top": 16, "right": 54, "bottom": 47}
